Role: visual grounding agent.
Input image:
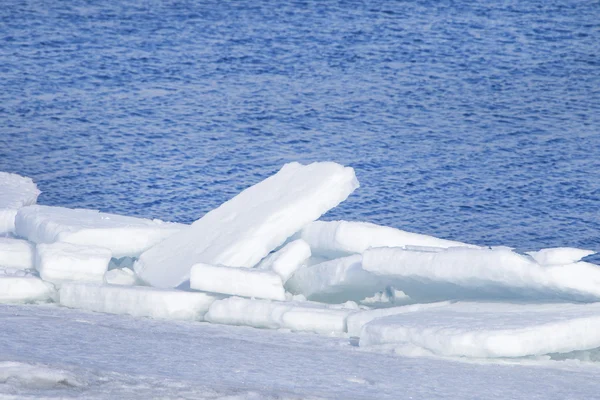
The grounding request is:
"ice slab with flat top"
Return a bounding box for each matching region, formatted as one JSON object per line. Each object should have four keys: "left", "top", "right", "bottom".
{"left": 362, "top": 246, "right": 600, "bottom": 302}
{"left": 59, "top": 282, "right": 220, "bottom": 321}
{"left": 36, "top": 242, "right": 112, "bottom": 287}
{"left": 135, "top": 162, "right": 359, "bottom": 288}
{"left": 190, "top": 263, "right": 286, "bottom": 300}
{"left": 359, "top": 302, "right": 600, "bottom": 359}
{"left": 257, "top": 239, "right": 311, "bottom": 283}
{"left": 0, "top": 172, "right": 40, "bottom": 234}
{"left": 286, "top": 255, "right": 386, "bottom": 303}
{"left": 205, "top": 296, "right": 355, "bottom": 334}
{"left": 15, "top": 205, "right": 185, "bottom": 258}
{"left": 298, "top": 220, "right": 476, "bottom": 258}
{"left": 0, "top": 237, "right": 35, "bottom": 270}
{"left": 0, "top": 272, "right": 56, "bottom": 303}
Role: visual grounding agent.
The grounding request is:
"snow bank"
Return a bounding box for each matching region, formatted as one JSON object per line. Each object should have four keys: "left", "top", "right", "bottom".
{"left": 205, "top": 297, "right": 354, "bottom": 334}
{"left": 0, "top": 274, "right": 56, "bottom": 303}
{"left": 190, "top": 263, "right": 286, "bottom": 300}
{"left": 298, "top": 220, "right": 475, "bottom": 258}
{"left": 0, "top": 172, "right": 40, "bottom": 234}
{"left": 257, "top": 239, "right": 311, "bottom": 282}
{"left": 526, "top": 247, "right": 595, "bottom": 266}
{"left": 104, "top": 268, "right": 137, "bottom": 286}
{"left": 135, "top": 162, "right": 359, "bottom": 288}
{"left": 362, "top": 246, "right": 600, "bottom": 302}
{"left": 15, "top": 205, "right": 185, "bottom": 258}
{"left": 59, "top": 282, "right": 220, "bottom": 320}
{"left": 286, "top": 255, "right": 386, "bottom": 303}
{"left": 0, "top": 237, "right": 35, "bottom": 270}
{"left": 359, "top": 302, "right": 600, "bottom": 358}
{"left": 36, "top": 242, "right": 111, "bottom": 286}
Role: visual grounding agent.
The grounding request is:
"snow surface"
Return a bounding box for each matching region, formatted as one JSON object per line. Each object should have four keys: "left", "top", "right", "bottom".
{"left": 286, "top": 255, "right": 386, "bottom": 303}
{"left": 135, "top": 162, "right": 359, "bottom": 288}
{"left": 359, "top": 302, "right": 600, "bottom": 359}
{"left": 35, "top": 242, "right": 112, "bottom": 287}
{"left": 205, "top": 296, "right": 354, "bottom": 334}
{"left": 59, "top": 282, "right": 221, "bottom": 320}
{"left": 0, "top": 275, "right": 56, "bottom": 303}
{"left": 0, "top": 172, "right": 40, "bottom": 234}
{"left": 257, "top": 239, "right": 311, "bottom": 282}
{"left": 526, "top": 247, "right": 595, "bottom": 265}
{"left": 190, "top": 263, "right": 286, "bottom": 301}
{"left": 298, "top": 220, "right": 476, "bottom": 258}
{"left": 0, "top": 237, "right": 35, "bottom": 270}
{"left": 15, "top": 205, "right": 185, "bottom": 258}
{"left": 362, "top": 246, "right": 600, "bottom": 302}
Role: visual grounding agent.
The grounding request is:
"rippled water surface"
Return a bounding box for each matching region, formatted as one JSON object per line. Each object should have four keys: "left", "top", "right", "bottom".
{"left": 1, "top": 0, "right": 599, "bottom": 252}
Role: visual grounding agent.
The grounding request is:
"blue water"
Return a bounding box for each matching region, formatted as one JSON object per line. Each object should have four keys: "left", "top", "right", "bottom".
{"left": 1, "top": 0, "right": 599, "bottom": 253}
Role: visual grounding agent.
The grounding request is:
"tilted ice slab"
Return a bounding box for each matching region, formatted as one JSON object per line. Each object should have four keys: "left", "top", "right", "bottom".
{"left": 59, "top": 282, "right": 221, "bottom": 321}
{"left": 205, "top": 296, "right": 355, "bottom": 334}
{"left": 359, "top": 302, "right": 600, "bottom": 359}
{"left": 298, "top": 220, "right": 476, "bottom": 258}
{"left": 0, "top": 273, "right": 56, "bottom": 304}
{"left": 16, "top": 205, "right": 185, "bottom": 258}
{"left": 36, "top": 242, "right": 112, "bottom": 287}
{"left": 0, "top": 172, "right": 40, "bottom": 234}
{"left": 257, "top": 239, "right": 311, "bottom": 283}
{"left": 286, "top": 255, "right": 386, "bottom": 303}
{"left": 362, "top": 246, "right": 600, "bottom": 302}
{"left": 135, "top": 162, "right": 359, "bottom": 288}
{"left": 526, "top": 247, "right": 595, "bottom": 266}
{"left": 190, "top": 263, "right": 286, "bottom": 301}
{"left": 0, "top": 237, "right": 35, "bottom": 270}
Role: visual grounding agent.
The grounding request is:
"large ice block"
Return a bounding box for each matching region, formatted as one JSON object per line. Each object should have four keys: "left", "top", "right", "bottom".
{"left": 0, "top": 172, "right": 40, "bottom": 234}
{"left": 362, "top": 246, "right": 600, "bottom": 302}
{"left": 190, "top": 263, "right": 286, "bottom": 300}
{"left": 359, "top": 302, "right": 600, "bottom": 359}
{"left": 298, "top": 220, "right": 476, "bottom": 258}
{"left": 286, "top": 255, "right": 386, "bottom": 303}
{"left": 15, "top": 205, "right": 185, "bottom": 258}
{"left": 205, "top": 296, "right": 354, "bottom": 334}
{"left": 35, "top": 242, "right": 112, "bottom": 286}
{"left": 0, "top": 273, "right": 56, "bottom": 303}
{"left": 0, "top": 237, "right": 35, "bottom": 270}
{"left": 257, "top": 239, "right": 311, "bottom": 282}
{"left": 59, "top": 282, "right": 220, "bottom": 321}
{"left": 135, "top": 162, "right": 359, "bottom": 288}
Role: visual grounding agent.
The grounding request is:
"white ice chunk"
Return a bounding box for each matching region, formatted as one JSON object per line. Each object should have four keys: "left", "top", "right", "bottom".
{"left": 526, "top": 247, "right": 595, "bottom": 266}
{"left": 346, "top": 302, "right": 452, "bottom": 337}
{"left": 36, "top": 242, "right": 112, "bottom": 286}
{"left": 15, "top": 205, "right": 185, "bottom": 258}
{"left": 0, "top": 172, "right": 40, "bottom": 234}
{"left": 0, "top": 275, "right": 56, "bottom": 303}
{"left": 104, "top": 268, "right": 137, "bottom": 286}
{"left": 190, "top": 263, "right": 286, "bottom": 300}
{"left": 286, "top": 255, "right": 386, "bottom": 303}
{"left": 362, "top": 246, "right": 600, "bottom": 302}
{"left": 135, "top": 162, "right": 359, "bottom": 288}
{"left": 205, "top": 296, "right": 354, "bottom": 334}
{"left": 59, "top": 282, "right": 220, "bottom": 321}
{"left": 359, "top": 302, "right": 600, "bottom": 359}
{"left": 298, "top": 220, "right": 476, "bottom": 258}
{"left": 258, "top": 239, "right": 311, "bottom": 282}
{"left": 0, "top": 237, "right": 35, "bottom": 270}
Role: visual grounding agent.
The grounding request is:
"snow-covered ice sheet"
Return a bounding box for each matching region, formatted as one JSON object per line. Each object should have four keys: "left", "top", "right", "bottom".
{"left": 359, "top": 302, "right": 600, "bottom": 359}
{"left": 35, "top": 242, "right": 111, "bottom": 286}
{"left": 205, "top": 296, "right": 354, "bottom": 334}
{"left": 190, "top": 263, "right": 286, "bottom": 300}
{"left": 286, "top": 255, "right": 386, "bottom": 303}
{"left": 298, "top": 220, "right": 476, "bottom": 258}
{"left": 104, "top": 268, "right": 137, "bottom": 286}
{"left": 59, "top": 282, "right": 220, "bottom": 320}
{"left": 257, "top": 239, "right": 311, "bottom": 282}
{"left": 0, "top": 172, "right": 40, "bottom": 234}
{"left": 362, "top": 246, "right": 600, "bottom": 302}
{"left": 15, "top": 205, "right": 185, "bottom": 258}
{"left": 527, "top": 247, "right": 595, "bottom": 266}
{"left": 135, "top": 162, "right": 358, "bottom": 288}
{"left": 0, "top": 237, "right": 35, "bottom": 270}
{"left": 0, "top": 275, "right": 56, "bottom": 303}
